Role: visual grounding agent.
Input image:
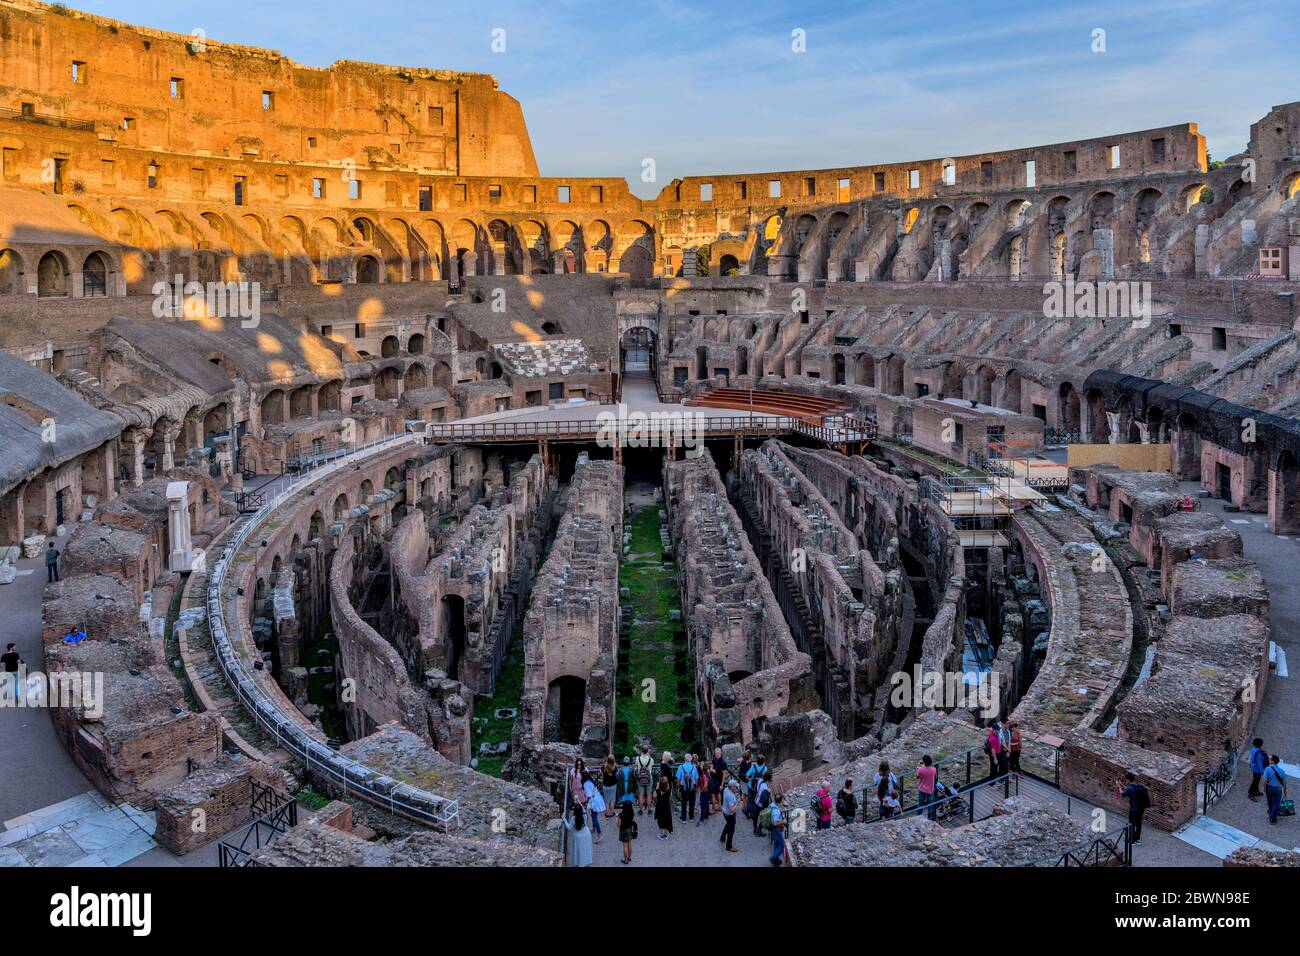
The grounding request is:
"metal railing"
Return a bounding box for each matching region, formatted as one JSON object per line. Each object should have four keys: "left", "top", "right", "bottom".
{"left": 1201, "top": 749, "right": 1238, "bottom": 815}
{"left": 423, "top": 414, "right": 792, "bottom": 444}
{"left": 1036, "top": 823, "right": 1132, "bottom": 867}
{"left": 206, "top": 431, "right": 462, "bottom": 831}
{"left": 865, "top": 773, "right": 1019, "bottom": 827}
{"left": 0, "top": 105, "right": 96, "bottom": 131}
{"left": 217, "top": 786, "right": 298, "bottom": 867}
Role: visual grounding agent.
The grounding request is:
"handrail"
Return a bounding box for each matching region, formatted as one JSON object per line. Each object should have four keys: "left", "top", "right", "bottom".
{"left": 205, "top": 431, "right": 465, "bottom": 831}
{"left": 423, "top": 414, "right": 793, "bottom": 443}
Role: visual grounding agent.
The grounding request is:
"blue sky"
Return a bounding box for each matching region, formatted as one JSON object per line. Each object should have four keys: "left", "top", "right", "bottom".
{"left": 77, "top": 0, "right": 1299, "bottom": 197}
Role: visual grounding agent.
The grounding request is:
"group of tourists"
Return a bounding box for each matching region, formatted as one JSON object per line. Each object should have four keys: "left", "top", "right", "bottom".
{"left": 563, "top": 745, "right": 797, "bottom": 866}
{"left": 1248, "top": 738, "right": 1291, "bottom": 826}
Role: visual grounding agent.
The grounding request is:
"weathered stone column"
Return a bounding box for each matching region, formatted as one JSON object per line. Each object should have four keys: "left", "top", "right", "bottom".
{"left": 158, "top": 421, "right": 182, "bottom": 474}
{"left": 166, "top": 481, "right": 196, "bottom": 572}
{"left": 123, "top": 428, "right": 151, "bottom": 486}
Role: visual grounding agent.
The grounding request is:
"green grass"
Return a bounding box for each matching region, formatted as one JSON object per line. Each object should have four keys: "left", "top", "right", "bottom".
{"left": 303, "top": 621, "right": 347, "bottom": 742}
{"left": 470, "top": 623, "right": 525, "bottom": 777}
{"left": 617, "top": 505, "right": 693, "bottom": 757}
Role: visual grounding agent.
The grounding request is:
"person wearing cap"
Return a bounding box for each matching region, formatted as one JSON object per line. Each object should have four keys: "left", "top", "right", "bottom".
{"left": 719, "top": 779, "right": 740, "bottom": 852}
{"left": 616, "top": 755, "right": 637, "bottom": 805}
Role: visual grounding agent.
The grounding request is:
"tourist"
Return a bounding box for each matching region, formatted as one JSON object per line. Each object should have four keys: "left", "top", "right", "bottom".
{"left": 813, "top": 780, "right": 833, "bottom": 830}
{"left": 1116, "top": 772, "right": 1151, "bottom": 845}
{"left": 601, "top": 755, "right": 618, "bottom": 816}
{"left": 659, "top": 750, "right": 674, "bottom": 782}
{"left": 1, "top": 643, "right": 21, "bottom": 698}
{"left": 835, "top": 779, "right": 858, "bottom": 826}
{"left": 720, "top": 779, "right": 741, "bottom": 852}
{"left": 745, "top": 753, "right": 768, "bottom": 829}
{"left": 566, "top": 805, "right": 593, "bottom": 867}
{"left": 46, "top": 541, "right": 60, "bottom": 582}
{"left": 635, "top": 746, "right": 655, "bottom": 814}
{"left": 1007, "top": 720, "right": 1022, "bottom": 775}
{"left": 1263, "top": 755, "right": 1288, "bottom": 826}
{"left": 916, "top": 755, "right": 938, "bottom": 821}
{"left": 582, "top": 770, "right": 605, "bottom": 842}
{"left": 654, "top": 776, "right": 675, "bottom": 838}
{"left": 876, "top": 774, "right": 898, "bottom": 819}
{"left": 618, "top": 800, "right": 637, "bottom": 864}
{"left": 881, "top": 788, "right": 902, "bottom": 818}
{"left": 985, "top": 722, "right": 1005, "bottom": 778}
{"left": 752, "top": 771, "right": 773, "bottom": 835}
{"left": 62, "top": 627, "right": 87, "bottom": 644}
{"left": 710, "top": 747, "right": 727, "bottom": 811}
{"left": 617, "top": 756, "right": 637, "bottom": 806}
{"left": 1248, "top": 738, "right": 1268, "bottom": 802}
{"left": 871, "top": 761, "right": 899, "bottom": 816}
{"left": 697, "top": 756, "right": 711, "bottom": 825}
{"left": 675, "top": 753, "right": 699, "bottom": 822}
{"left": 768, "top": 793, "right": 787, "bottom": 866}
{"left": 737, "top": 748, "right": 753, "bottom": 796}
{"left": 567, "top": 757, "right": 588, "bottom": 812}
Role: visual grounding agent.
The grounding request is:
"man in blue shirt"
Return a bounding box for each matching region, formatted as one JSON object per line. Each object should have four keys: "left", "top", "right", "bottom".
{"left": 675, "top": 755, "right": 698, "bottom": 822}
{"left": 1264, "top": 755, "right": 1288, "bottom": 825}
{"left": 1248, "top": 738, "right": 1268, "bottom": 802}
{"left": 768, "top": 794, "right": 787, "bottom": 867}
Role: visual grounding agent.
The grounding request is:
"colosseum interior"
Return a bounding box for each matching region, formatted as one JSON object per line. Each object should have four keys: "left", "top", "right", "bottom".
{"left": 1, "top": 0, "right": 1299, "bottom": 887}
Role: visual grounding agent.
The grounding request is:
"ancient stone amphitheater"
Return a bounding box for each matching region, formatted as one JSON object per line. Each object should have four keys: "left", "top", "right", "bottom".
{"left": 1, "top": 0, "right": 1298, "bottom": 869}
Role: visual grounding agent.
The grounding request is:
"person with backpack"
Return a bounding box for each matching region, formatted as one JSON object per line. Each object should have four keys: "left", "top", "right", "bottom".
{"left": 1006, "top": 720, "right": 1022, "bottom": 776}
{"left": 1116, "top": 772, "right": 1150, "bottom": 845}
{"left": 876, "top": 774, "right": 899, "bottom": 818}
{"left": 812, "top": 781, "right": 833, "bottom": 830}
{"left": 1263, "top": 755, "right": 1288, "bottom": 825}
{"left": 1248, "top": 738, "right": 1268, "bottom": 802}
{"left": 751, "top": 770, "right": 773, "bottom": 835}
{"left": 871, "top": 761, "right": 899, "bottom": 818}
{"left": 835, "top": 779, "right": 858, "bottom": 826}
{"left": 719, "top": 779, "right": 741, "bottom": 852}
{"left": 635, "top": 746, "right": 655, "bottom": 814}
{"left": 768, "top": 793, "right": 788, "bottom": 867}
{"left": 916, "top": 754, "right": 938, "bottom": 821}
{"left": 676, "top": 754, "right": 699, "bottom": 822}
{"left": 618, "top": 800, "right": 637, "bottom": 864}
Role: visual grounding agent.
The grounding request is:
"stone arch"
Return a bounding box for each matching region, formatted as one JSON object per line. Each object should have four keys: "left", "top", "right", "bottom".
{"left": 37, "top": 250, "right": 70, "bottom": 297}
{"left": 260, "top": 389, "right": 286, "bottom": 428}
{"left": 885, "top": 355, "right": 905, "bottom": 396}
{"left": 381, "top": 335, "right": 400, "bottom": 358}
{"left": 616, "top": 219, "right": 654, "bottom": 279}
{"left": 82, "top": 251, "right": 112, "bottom": 297}
{"left": 719, "top": 253, "right": 740, "bottom": 276}
{"left": 318, "top": 380, "right": 342, "bottom": 413}
{"left": 1058, "top": 381, "right": 1081, "bottom": 433}
{"left": 856, "top": 353, "right": 876, "bottom": 388}
{"left": 355, "top": 255, "right": 381, "bottom": 284}
{"left": 332, "top": 493, "right": 349, "bottom": 520}
{"left": 1273, "top": 449, "right": 1300, "bottom": 534}
{"left": 0, "top": 248, "right": 24, "bottom": 294}
{"left": 407, "top": 333, "right": 425, "bottom": 355}
{"left": 403, "top": 363, "right": 428, "bottom": 390}
{"left": 1002, "top": 368, "right": 1021, "bottom": 413}
{"left": 289, "top": 385, "right": 313, "bottom": 419}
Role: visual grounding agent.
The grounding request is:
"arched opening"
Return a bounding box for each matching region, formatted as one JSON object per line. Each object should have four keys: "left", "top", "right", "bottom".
{"left": 857, "top": 354, "right": 876, "bottom": 389}
{"left": 407, "top": 333, "right": 424, "bottom": 355}
{"left": 1273, "top": 451, "right": 1300, "bottom": 534}
{"left": 309, "top": 511, "right": 324, "bottom": 541}
{"left": 260, "top": 389, "right": 285, "bottom": 428}
{"left": 546, "top": 675, "right": 586, "bottom": 745}
{"left": 381, "top": 335, "right": 400, "bottom": 358}
{"left": 885, "top": 355, "right": 905, "bottom": 396}
{"left": 442, "top": 595, "right": 466, "bottom": 681}
{"left": 541, "top": 321, "right": 561, "bottom": 336}
{"left": 975, "top": 366, "right": 995, "bottom": 406}
{"left": 403, "top": 364, "right": 428, "bottom": 390}
{"left": 1086, "top": 390, "right": 1109, "bottom": 443}
{"left": 356, "top": 256, "right": 380, "bottom": 284}
{"left": 289, "top": 385, "right": 313, "bottom": 419}
{"left": 1173, "top": 412, "right": 1201, "bottom": 480}
{"left": 695, "top": 346, "right": 709, "bottom": 381}
{"left": 620, "top": 326, "right": 655, "bottom": 381}
{"left": 1002, "top": 369, "right": 1021, "bottom": 413}
{"left": 360, "top": 479, "right": 374, "bottom": 501}
{"left": 202, "top": 403, "right": 228, "bottom": 442}
{"left": 384, "top": 466, "right": 400, "bottom": 490}
{"left": 83, "top": 251, "right": 110, "bottom": 297}
{"left": 736, "top": 345, "right": 749, "bottom": 377}
{"left": 718, "top": 253, "right": 740, "bottom": 276}
{"left": 0, "top": 249, "right": 22, "bottom": 294}
{"left": 37, "top": 251, "right": 69, "bottom": 297}
{"left": 318, "top": 381, "right": 342, "bottom": 413}
{"left": 375, "top": 366, "right": 401, "bottom": 399}
{"left": 332, "top": 493, "right": 349, "bottom": 520}
{"left": 833, "top": 353, "right": 846, "bottom": 386}
{"left": 1058, "top": 382, "right": 1081, "bottom": 433}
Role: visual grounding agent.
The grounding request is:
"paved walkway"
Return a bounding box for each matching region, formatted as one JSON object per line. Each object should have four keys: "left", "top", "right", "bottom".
{"left": 587, "top": 802, "right": 774, "bottom": 867}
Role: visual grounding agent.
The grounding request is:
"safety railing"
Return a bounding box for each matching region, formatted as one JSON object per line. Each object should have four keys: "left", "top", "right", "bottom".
{"left": 217, "top": 788, "right": 298, "bottom": 868}
{"left": 422, "top": 414, "right": 792, "bottom": 443}
{"left": 1201, "top": 749, "right": 1238, "bottom": 815}
{"left": 1035, "top": 823, "right": 1132, "bottom": 867}
{"left": 206, "top": 431, "right": 462, "bottom": 832}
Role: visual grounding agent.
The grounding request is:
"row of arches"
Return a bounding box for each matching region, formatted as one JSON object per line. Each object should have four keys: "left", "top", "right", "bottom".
{"left": 0, "top": 248, "right": 117, "bottom": 297}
